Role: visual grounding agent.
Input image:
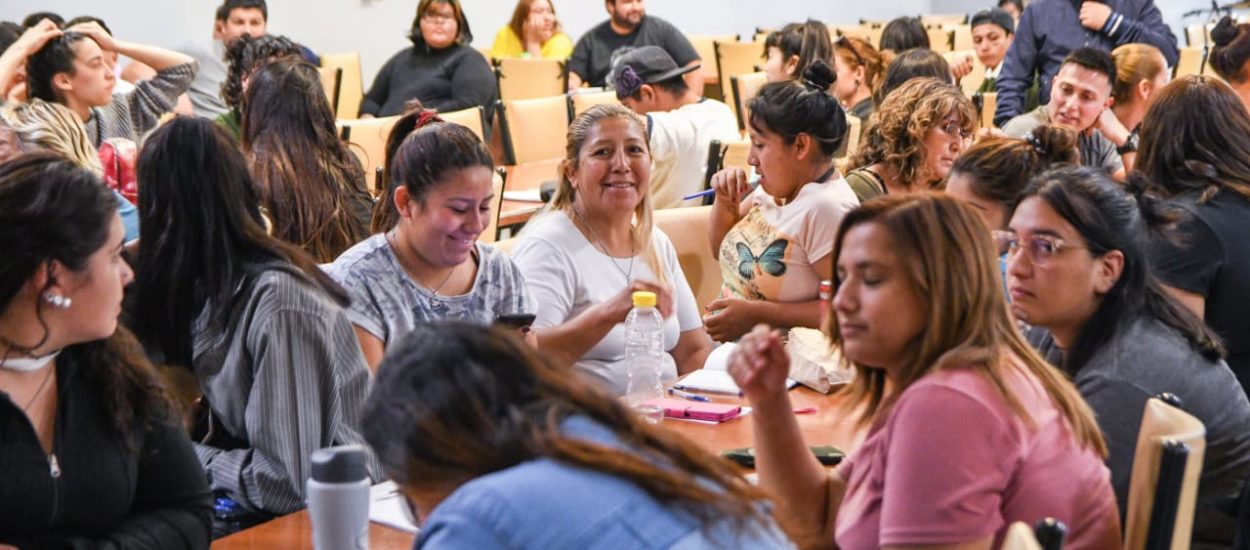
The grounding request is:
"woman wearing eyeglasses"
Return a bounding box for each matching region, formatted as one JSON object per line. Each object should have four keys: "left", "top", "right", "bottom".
{"left": 845, "top": 77, "right": 974, "bottom": 201}
{"left": 1003, "top": 165, "right": 1250, "bottom": 547}
{"left": 360, "top": 0, "right": 495, "bottom": 118}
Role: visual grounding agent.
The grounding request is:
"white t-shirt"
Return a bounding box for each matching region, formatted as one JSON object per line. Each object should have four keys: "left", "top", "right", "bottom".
{"left": 647, "top": 98, "right": 740, "bottom": 210}
{"left": 511, "top": 211, "right": 702, "bottom": 396}
{"left": 718, "top": 177, "right": 860, "bottom": 303}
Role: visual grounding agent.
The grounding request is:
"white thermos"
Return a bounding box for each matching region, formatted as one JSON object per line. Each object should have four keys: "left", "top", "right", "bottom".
{"left": 307, "top": 445, "right": 370, "bottom": 550}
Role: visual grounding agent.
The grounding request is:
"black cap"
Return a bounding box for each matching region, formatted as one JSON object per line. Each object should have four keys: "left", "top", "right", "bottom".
{"left": 610, "top": 45, "right": 699, "bottom": 98}
{"left": 311, "top": 445, "right": 368, "bottom": 483}
{"left": 971, "top": 8, "right": 1015, "bottom": 35}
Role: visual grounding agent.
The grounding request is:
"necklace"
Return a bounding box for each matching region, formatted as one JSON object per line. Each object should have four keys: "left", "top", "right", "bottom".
{"left": 387, "top": 230, "right": 459, "bottom": 297}
{"left": 21, "top": 364, "right": 54, "bottom": 413}
{"left": 571, "top": 207, "right": 635, "bottom": 280}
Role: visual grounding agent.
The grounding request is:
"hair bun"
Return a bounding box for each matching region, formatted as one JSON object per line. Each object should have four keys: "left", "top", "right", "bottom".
{"left": 1212, "top": 16, "right": 1239, "bottom": 47}
{"left": 1028, "top": 125, "right": 1080, "bottom": 165}
{"left": 802, "top": 59, "right": 837, "bottom": 91}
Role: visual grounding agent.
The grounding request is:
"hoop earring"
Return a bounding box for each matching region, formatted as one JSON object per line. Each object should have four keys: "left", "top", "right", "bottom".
{"left": 43, "top": 292, "right": 71, "bottom": 309}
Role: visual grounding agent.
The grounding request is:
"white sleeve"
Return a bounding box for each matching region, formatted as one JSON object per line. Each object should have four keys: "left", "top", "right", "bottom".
{"left": 510, "top": 237, "right": 576, "bottom": 329}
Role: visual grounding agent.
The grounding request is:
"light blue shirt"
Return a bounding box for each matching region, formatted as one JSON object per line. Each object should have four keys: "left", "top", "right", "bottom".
{"left": 415, "top": 416, "right": 795, "bottom": 549}
{"left": 114, "top": 191, "right": 139, "bottom": 242}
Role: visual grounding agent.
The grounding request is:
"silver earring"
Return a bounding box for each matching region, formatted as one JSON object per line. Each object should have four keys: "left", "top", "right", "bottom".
{"left": 43, "top": 292, "right": 71, "bottom": 309}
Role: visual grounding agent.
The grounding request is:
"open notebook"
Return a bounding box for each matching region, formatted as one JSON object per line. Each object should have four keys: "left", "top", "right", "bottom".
{"left": 369, "top": 481, "right": 419, "bottom": 534}
{"left": 672, "top": 343, "right": 798, "bottom": 395}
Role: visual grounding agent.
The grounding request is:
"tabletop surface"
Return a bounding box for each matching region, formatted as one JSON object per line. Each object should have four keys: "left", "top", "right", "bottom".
{"left": 213, "top": 385, "right": 861, "bottom": 549}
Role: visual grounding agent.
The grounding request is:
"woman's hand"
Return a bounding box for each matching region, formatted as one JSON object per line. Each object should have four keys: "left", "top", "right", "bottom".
{"left": 66, "top": 22, "right": 117, "bottom": 52}
{"left": 11, "top": 19, "right": 62, "bottom": 57}
{"left": 523, "top": 13, "right": 554, "bottom": 47}
{"left": 727, "top": 324, "right": 791, "bottom": 404}
{"left": 594, "top": 278, "right": 674, "bottom": 325}
{"left": 950, "top": 54, "right": 974, "bottom": 83}
{"left": 710, "top": 167, "right": 751, "bottom": 214}
{"left": 703, "top": 297, "right": 758, "bottom": 342}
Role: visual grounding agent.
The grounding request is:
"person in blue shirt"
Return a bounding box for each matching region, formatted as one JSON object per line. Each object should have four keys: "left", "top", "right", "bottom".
{"left": 362, "top": 321, "right": 796, "bottom": 549}
{"left": 993, "top": 0, "right": 1178, "bottom": 127}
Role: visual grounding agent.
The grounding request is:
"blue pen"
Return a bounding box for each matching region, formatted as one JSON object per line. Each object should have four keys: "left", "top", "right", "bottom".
{"left": 682, "top": 181, "right": 761, "bottom": 202}
{"left": 668, "top": 387, "right": 711, "bottom": 402}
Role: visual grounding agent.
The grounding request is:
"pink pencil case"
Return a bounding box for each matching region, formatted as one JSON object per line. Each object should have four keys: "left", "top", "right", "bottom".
{"left": 647, "top": 398, "right": 742, "bottom": 422}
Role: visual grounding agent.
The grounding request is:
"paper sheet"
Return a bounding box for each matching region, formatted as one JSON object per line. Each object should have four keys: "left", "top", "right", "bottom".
{"left": 369, "top": 481, "right": 419, "bottom": 534}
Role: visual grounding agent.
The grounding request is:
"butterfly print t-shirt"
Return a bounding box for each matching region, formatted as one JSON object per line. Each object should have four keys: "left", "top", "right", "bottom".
{"left": 718, "top": 177, "right": 860, "bottom": 302}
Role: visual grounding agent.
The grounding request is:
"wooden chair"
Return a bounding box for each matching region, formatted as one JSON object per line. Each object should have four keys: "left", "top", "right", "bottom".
{"left": 730, "top": 71, "right": 768, "bottom": 133}
{"left": 498, "top": 96, "right": 569, "bottom": 165}
{"left": 569, "top": 90, "right": 618, "bottom": 118}
{"left": 1123, "top": 396, "right": 1206, "bottom": 550}
{"left": 439, "top": 105, "right": 486, "bottom": 141}
{"left": 927, "top": 28, "right": 954, "bottom": 52}
{"left": 318, "top": 66, "right": 342, "bottom": 115}
{"left": 654, "top": 205, "right": 721, "bottom": 312}
{"left": 975, "top": 91, "right": 998, "bottom": 130}
{"left": 339, "top": 115, "right": 400, "bottom": 194}
{"left": 1175, "top": 47, "right": 1207, "bottom": 78}
{"left": 320, "top": 52, "right": 364, "bottom": 119}
{"left": 1002, "top": 522, "right": 1042, "bottom": 550}
{"left": 950, "top": 24, "right": 974, "bottom": 51}
{"left": 922, "top": 14, "right": 969, "bottom": 26}
{"left": 841, "top": 115, "right": 863, "bottom": 160}
{"left": 721, "top": 139, "right": 750, "bottom": 172}
{"left": 496, "top": 58, "right": 566, "bottom": 101}
{"left": 715, "top": 40, "right": 765, "bottom": 126}
{"left": 688, "top": 34, "right": 738, "bottom": 84}
{"left": 830, "top": 25, "right": 882, "bottom": 45}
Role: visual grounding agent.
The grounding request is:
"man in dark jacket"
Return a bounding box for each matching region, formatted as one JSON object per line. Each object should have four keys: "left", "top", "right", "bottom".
{"left": 993, "top": 0, "right": 1177, "bottom": 127}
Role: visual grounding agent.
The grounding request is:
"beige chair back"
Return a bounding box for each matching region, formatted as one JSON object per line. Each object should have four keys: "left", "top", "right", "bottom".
{"left": 1123, "top": 398, "right": 1206, "bottom": 550}
{"left": 569, "top": 90, "right": 619, "bottom": 118}
{"left": 978, "top": 91, "right": 997, "bottom": 130}
{"left": 501, "top": 95, "right": 569, "bottom": 164}
{"left": 731, "top": 71, "right": 768, "bottom": 134}
{"left": 439, "top": 106, "right": 486, "bottom": 141}
{"left": 654, "top": 206, "right": 721, "bottom": 312}
{"left": 951, "top": 24, "right": 974, "bottom": 51}
{"left": 1002, "top": 522, "right": 1043, "bottom": 550}
{"left": 480, "top": 170, "right": 506, "bottom": 243}
{"left": 840, "top": 115, "right": 863, "bottom": 160}
{"left": 721, "top": 139, "right": 751, "bottom": 172}
{"left": 496, "top": 58, "right": 565, "bottom": 101}
{"left": 320, "top": 52, "right": 364, "bottom": 119}
{"left": 340, "top": 115, "right": 400, "bottom": 194}
{"left": 715, "top": 40, "right": 765, "bottom": 125}
{"left": 928, "top": 28, "right": 954, "bottom": 52}
{"left": 922, "top": 14, "right": 968, "bottom": 26}
{"left": 688, "top": 34, "right": 738, "bottom": 83}
{"left": 832, "top": 25, "right": 884, "bottom": 47}
{"left": 944, "top": 49, "right": 987, "bottom": 96}
{"left": 318, "top": 66, "right": 342, "bottom": 113}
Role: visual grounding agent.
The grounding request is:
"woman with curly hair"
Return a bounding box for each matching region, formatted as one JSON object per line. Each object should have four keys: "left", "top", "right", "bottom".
{"left": 215, "top": 34, "right": 303, "bottom": 139}
{"left": 846, "top": 77, "right": 975, "bottom": 199}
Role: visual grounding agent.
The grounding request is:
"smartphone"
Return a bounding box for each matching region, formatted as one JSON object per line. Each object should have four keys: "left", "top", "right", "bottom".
{"left": 721, "top": 445, "right": 844, "bottom": 468}
{"left": 494, "top": 313, "right": 537, "bottom": 330}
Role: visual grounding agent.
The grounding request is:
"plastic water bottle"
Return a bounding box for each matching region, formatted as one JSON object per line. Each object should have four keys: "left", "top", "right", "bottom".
{"left": 307, "top": 445, "right": 370, "bottom": 550}
{"left": 624, "top": 291, "right": 665, "bottom": 424}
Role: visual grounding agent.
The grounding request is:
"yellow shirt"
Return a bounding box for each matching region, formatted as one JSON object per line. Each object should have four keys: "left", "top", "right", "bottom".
{"left": 490, "top": 26, "right": 574, "bottom": 60}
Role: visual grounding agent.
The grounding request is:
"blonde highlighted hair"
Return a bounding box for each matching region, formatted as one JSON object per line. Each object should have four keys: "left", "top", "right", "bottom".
{"left": 827, "top": 193, "right": 1107, "bottom": 457}
{"left": 0, "top": 99, "right": 102, "bottom": 175}
{"left": 850, "top": 77, "right": 974, "bottom": 190}
{"left": 1111, "top": 43, "right": 1167, "bottom": 105}
{"left": 548, "top": 104, "right": 666, "bottom": 285}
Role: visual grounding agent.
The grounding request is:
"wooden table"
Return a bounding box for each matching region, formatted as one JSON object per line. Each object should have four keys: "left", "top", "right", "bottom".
{"left": 213, "top": 387, "right": 860, "bottom": 549}
{"left": 498, "top": 159, "right": 561, "bottom": 228}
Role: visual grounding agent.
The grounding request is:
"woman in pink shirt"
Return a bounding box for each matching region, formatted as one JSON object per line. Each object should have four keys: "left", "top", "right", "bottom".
{"left": 729, "top": 193, "right": 1121, "bottom": 549}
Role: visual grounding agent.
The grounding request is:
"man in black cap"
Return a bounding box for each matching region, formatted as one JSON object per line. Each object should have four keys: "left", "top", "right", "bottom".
{"left": 970, "top": 8, "right": 1015, "bottom": 93}
{"left": 568, "top": 0, "right": 701, "bottom": 94}
{"left": 610, "top": 46, "right": 737, "bottom": 209}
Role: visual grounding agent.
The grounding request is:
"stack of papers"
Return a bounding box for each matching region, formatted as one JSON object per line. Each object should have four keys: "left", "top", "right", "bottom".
{"left": 672, "top": 343, "right": 798, "bottom": 395}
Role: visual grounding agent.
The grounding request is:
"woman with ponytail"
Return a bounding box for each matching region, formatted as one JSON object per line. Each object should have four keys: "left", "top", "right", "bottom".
{"left": 762, "top": 19, "right": 833, "bottom": 84}
{"left": 511, "top": 104, "right": 711, "bottom": 395}
{"left": 1003, "top": 165, "right": 1250, "bottom": 547}
{"left": 705, "top": 61, "right": 859, "bottom": 342}
{"left": 1208, "top": 15, "right": 1250, "bottom": 109}
{"left": 947, "top": 124, "right": 1079, "bottom": 231}
{"left": 832, "top": 36, "right": 883, "bottom": 120}
{"left": 328, "top": 107, "right": 532, "bottom": 372}
{"left": 363, "top": 322, "right": 795, "bottom": 548}
{"left": 1137, "top": 76, "right": 1250, "bottom": 406}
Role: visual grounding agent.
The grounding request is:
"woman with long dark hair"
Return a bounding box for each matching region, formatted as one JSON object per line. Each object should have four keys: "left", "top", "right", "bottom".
{"left": 360, "top": 0, "right": 495, "bottom": 118}
{"left": 0, "top": 153, "right": 211, "bottom": 548}
{"left": 364, "top": 321, "right": 795, "bottom": 548}
{"left": 216, "top": 34, "right": 302, "bottom": 139}
{"left": 762, "top": 19, "right": 833, "bottom": 84}
{"left": 1005, "top": 166, "right": 1250, "bottom": 546}
{"left": 128, "top": 117, "right": 378, "bottom": 528}
{"left": 241, "top": 57, "right": 373, "bottom": 263}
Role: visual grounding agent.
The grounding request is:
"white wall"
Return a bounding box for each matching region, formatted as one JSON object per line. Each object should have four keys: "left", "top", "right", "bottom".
{"left": 0, "top": 0, "right": 1200, "bottom": 85}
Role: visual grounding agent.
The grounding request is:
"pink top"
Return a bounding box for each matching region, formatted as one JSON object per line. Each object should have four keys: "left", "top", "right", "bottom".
{"left": 834, "top": 364, "right": 1120, "bottom": 550}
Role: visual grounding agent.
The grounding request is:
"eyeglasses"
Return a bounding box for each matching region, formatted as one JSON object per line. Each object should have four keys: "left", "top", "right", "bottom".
{"left": 421, "top": 11, "right": 455, "bottom": 23}
{"left": 991, "top": 230, "right": 1089, "bottom": 265}
{"left": 938, "top": 118, "right": 973, "bottom": 141}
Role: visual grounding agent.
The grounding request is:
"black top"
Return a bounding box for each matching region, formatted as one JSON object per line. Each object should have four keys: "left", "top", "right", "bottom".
{"left": 1028, "top": 317, "right": 1250, "bottom": 547}
{"left": 0, "top": 347, "right": 212, "bottom": 548}
{"left": 1149, "top": 189, "right": 1250, "bottom": 399}
{"left": 568, "top": 16, "right": 699, "bottom": 88}
{"left": 360, "top": 43, "right": 497, "bottom": 118}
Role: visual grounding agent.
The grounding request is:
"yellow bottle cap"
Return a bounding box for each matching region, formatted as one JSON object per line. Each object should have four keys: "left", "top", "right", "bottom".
{"left": 632, "top": 291, "right": 657, "bottom": 308}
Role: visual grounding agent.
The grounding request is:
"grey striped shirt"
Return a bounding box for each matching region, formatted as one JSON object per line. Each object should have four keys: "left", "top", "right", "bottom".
{"left": 191, "top": 265, "right": 379, "bottom": 515}
{"left": 84, "top": 61, "right": 197, "bottom": 147}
